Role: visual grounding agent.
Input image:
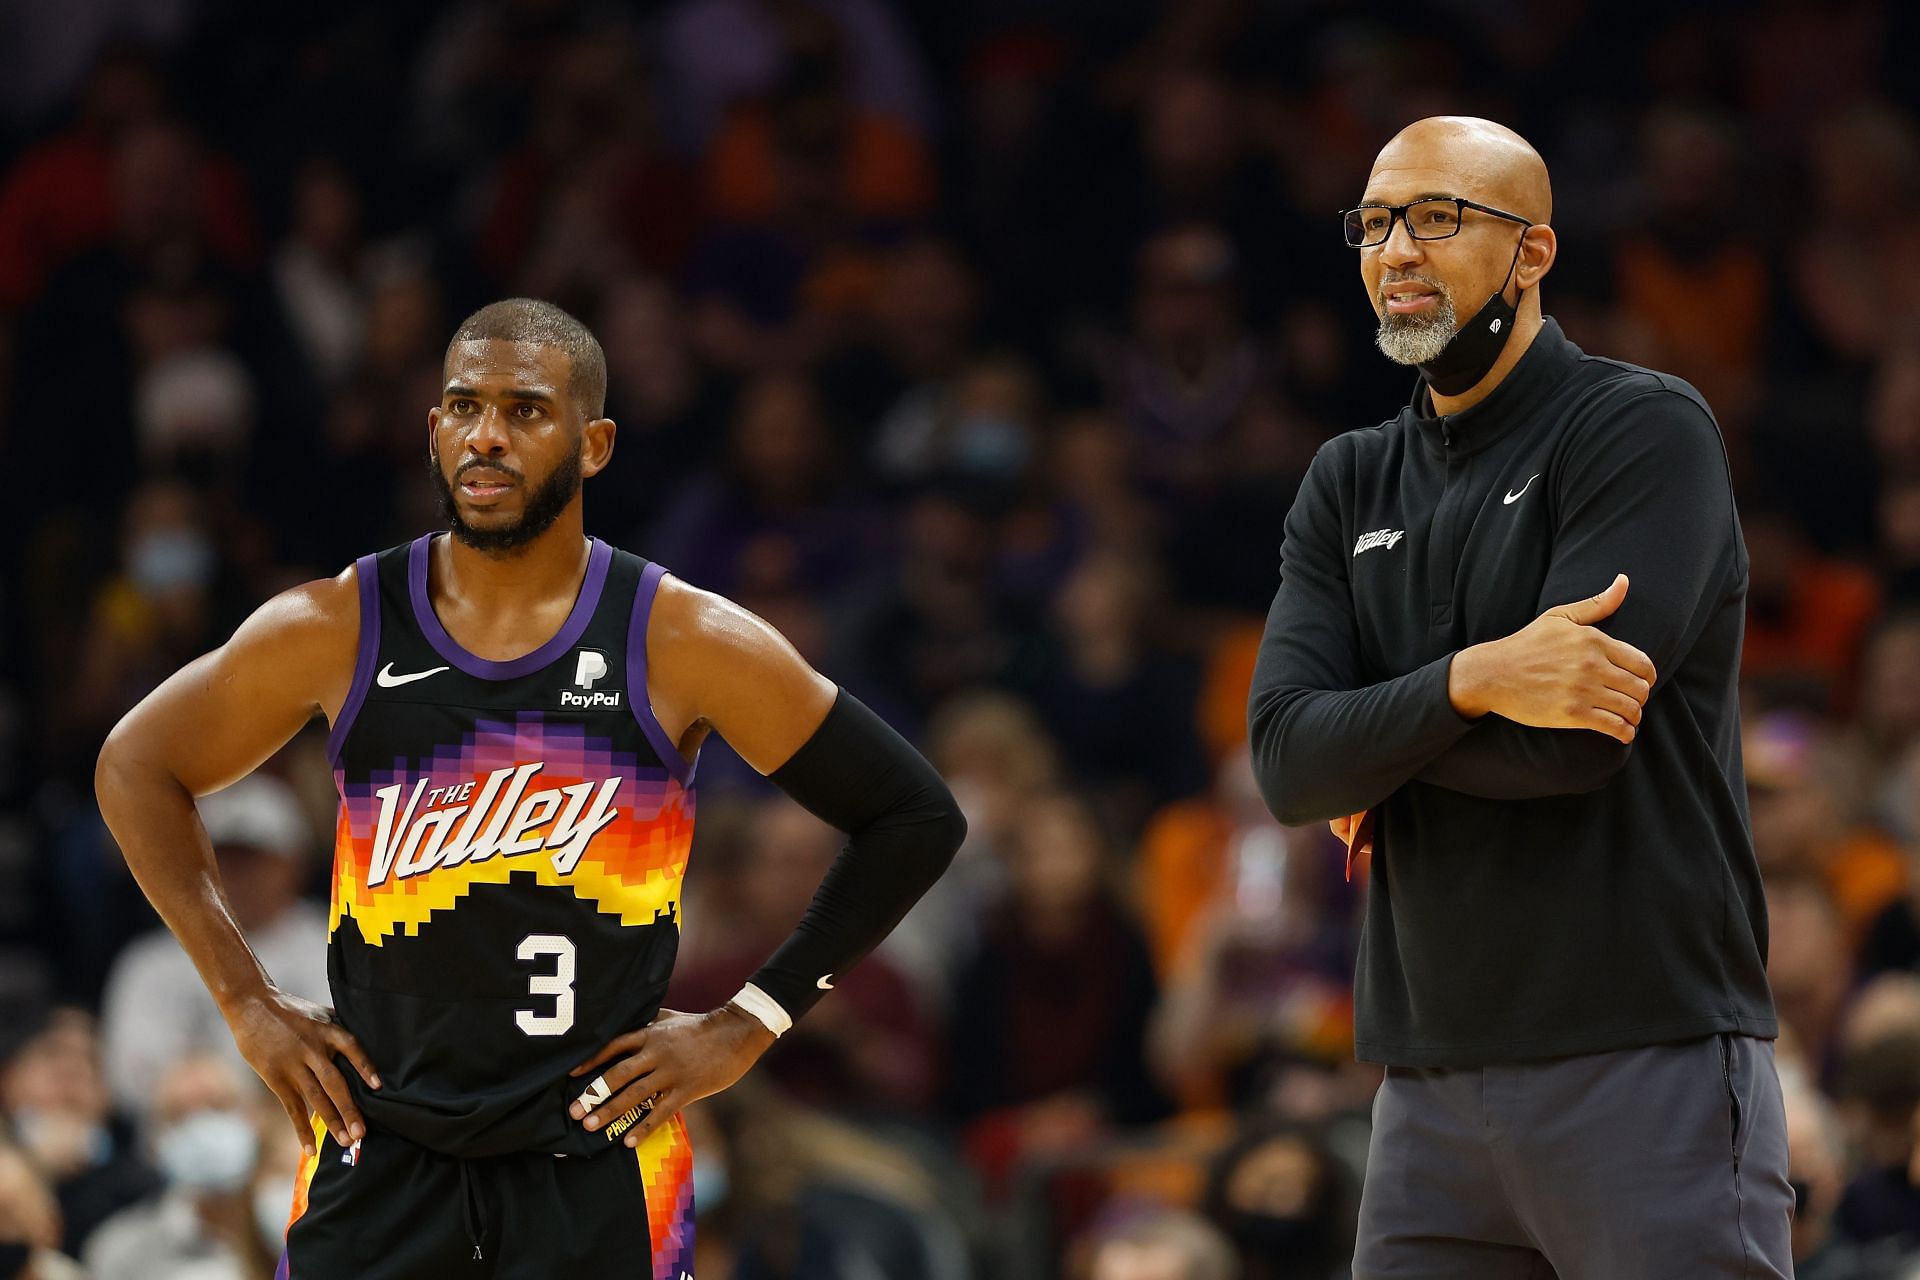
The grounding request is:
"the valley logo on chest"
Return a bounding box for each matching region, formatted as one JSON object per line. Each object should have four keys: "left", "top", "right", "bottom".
{"left": 559, "top": 648, "right": 623, "bottom": 711}
{"left": 366, "top": 763, "right": 622, "bottom": 888}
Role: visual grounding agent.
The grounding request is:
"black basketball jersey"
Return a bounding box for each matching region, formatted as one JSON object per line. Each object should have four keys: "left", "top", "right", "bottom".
{"left": 324, "top": 533, "right": 697, "bottom": 1159}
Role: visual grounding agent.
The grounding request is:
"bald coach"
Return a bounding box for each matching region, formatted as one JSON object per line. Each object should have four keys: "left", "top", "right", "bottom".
{"left": 1247, "top": 117, "right": 1791, "bottom": 1278}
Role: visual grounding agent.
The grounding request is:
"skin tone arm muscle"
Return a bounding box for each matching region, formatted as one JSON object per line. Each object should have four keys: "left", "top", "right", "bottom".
{"left": 565, "top": 574, "right": 837, "bottom": 1148}
{"left": 646, "top": 575, "right": 841, "bottom": 771}
{"left": 94, "top": 568, "right": 381, "bottom": 1157}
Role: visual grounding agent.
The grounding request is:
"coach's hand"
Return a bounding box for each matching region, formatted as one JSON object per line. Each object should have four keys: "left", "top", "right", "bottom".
{"left": 1449, "top": 573, "right": 1657, "bottom": 744}
{"left": 567, "top": 1005, "right": 775, "bottom": 1147}
{"left": 223, "top": 986, "right": 380, "bottom": 1158}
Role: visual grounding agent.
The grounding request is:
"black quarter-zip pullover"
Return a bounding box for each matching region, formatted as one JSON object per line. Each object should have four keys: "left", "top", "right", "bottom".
{"left": 1247, "top": 318, "right": 1776, "bottom": 1067}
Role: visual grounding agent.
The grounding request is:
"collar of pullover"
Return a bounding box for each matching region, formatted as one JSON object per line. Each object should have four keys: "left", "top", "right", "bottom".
{"left": 1406, "top": 316, "right": 1581, "bottom": 457}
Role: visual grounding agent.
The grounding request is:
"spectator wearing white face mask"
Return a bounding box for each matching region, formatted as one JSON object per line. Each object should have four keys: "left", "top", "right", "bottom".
{"left": 83, "top": 1053, "right": 278, "bottom": 1280}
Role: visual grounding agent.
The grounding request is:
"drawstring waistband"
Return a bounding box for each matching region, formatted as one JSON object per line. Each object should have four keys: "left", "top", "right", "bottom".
{"left": 459, "top": 1158, "right": 485, "bottom": 1261}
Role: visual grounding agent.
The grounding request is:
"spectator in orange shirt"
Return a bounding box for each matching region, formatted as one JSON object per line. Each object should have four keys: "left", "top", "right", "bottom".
{"left": 1146, "top": 755, "right": 1356, "bottom": 1113}
{"left": 1612, "top": 105, "right": 1768, "bottom": 433}
{"left": 1742, "top": 506, "right": 1881, "bottom": 711}
{"left": 686, "top": 23, "right": 933, "bottom": 375}
{"left": 1134, "top": 747, "right": 1353, "bottom": 983}
{"left": 0, "top": 55, "right": 255, "bottom": 312}
{"left": 702, "top": 8, "right": 933, "bottom": 228}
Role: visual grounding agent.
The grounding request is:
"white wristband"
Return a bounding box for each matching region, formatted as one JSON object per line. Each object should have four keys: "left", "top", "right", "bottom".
{"left": 729, "top": 983, "right": 792, "bottom": 1037}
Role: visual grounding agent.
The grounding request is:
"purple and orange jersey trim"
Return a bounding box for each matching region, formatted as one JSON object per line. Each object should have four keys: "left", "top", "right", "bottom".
{"left": 636, "top": 1112, "right": 696, "bottom": 1280}
{"left": 272, "top": 1117, "right": 328, "bottom": 1280}
{"left": 329, "top": 714, "right": 694, "bottom": 944}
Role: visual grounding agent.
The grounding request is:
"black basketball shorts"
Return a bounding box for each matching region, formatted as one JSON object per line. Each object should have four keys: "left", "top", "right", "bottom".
{"left": 274, "top": 1114, "right": 694, "bottom": 1279}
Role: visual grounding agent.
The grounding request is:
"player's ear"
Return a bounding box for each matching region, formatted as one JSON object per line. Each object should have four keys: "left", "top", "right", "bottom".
{"left": 580, "top": 417, "right": 616, "bottom": 478}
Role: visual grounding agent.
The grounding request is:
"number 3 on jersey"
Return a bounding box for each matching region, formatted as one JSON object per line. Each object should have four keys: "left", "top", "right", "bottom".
{"left": 515, "top": 934, "right": 575, "bottom": 1035}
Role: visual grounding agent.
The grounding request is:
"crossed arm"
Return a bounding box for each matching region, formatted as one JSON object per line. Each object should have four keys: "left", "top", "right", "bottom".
{"left": 1248, "top": 392, "right": 1736, "bottom": 824}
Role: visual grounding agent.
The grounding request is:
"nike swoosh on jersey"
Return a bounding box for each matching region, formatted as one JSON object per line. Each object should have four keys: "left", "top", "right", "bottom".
{"left": 817, "top": 974, "right": 835, "bottom": 990}
{"left": 1503, "top": 474, "right": 1540, "bottom": 504}
{"left": 375, "top": 662, "right": 450, "bottom": 687}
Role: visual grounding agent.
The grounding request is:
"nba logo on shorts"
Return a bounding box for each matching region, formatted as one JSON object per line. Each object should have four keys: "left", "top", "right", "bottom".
{"left": 342, "top": 1138, "right": 361, "bottom": 1166}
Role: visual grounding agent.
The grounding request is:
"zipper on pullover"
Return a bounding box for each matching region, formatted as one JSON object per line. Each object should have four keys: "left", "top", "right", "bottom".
{"left": 1428, "top": 418, "right": 1466, "bottom": 627}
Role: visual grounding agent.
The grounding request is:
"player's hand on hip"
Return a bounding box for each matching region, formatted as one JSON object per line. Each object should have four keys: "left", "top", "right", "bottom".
{"left": 567, "top": 1006, "right": 775, "bottom": 1148}
{"left": 1448, "top": 573, "right": 1657, "bottom": 743}
{"left": 223, "top": 986, "right": 380, "bottom": 1158}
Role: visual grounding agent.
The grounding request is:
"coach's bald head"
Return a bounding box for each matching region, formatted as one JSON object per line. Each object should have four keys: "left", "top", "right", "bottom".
{"left": 1356, "top": 116, "right": 1559, "bottom": 405}
{"left": 1369, "top": 116, "right": 1553, "bottom": 224}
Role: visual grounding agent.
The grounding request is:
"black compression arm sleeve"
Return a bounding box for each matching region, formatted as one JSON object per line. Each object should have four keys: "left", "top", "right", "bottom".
{"left": 746, "top": 689, "right": 966, "bottom": 1023}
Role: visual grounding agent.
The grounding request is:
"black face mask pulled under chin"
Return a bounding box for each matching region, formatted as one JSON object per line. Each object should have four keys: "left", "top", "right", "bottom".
{"left": 1417, "top": 237, "right": 1526, "bottom": 397}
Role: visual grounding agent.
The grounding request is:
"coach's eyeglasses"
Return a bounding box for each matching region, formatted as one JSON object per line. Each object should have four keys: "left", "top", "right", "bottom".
{"left": 1342, "top": 197, "right": 1533, "bottom": 248}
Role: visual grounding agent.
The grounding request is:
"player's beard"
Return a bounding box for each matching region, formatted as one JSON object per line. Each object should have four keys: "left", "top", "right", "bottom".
{"left": 429, "top": 444, "right": 583, "bottom": 555}
{"left": 1374, "top": 274, "right": 1459, "bottom": 366}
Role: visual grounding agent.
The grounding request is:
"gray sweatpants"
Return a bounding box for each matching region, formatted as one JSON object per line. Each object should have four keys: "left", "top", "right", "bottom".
{"left": 1354, "top": 1034, "right": 1794, "bottom": 1279}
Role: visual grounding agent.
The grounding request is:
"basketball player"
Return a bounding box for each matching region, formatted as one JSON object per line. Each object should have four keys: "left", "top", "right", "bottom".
{"left": 94, "top": 299, "right": 966, "bottom": 1278}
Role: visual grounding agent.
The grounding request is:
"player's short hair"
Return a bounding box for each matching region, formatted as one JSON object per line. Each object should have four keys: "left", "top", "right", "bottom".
{"left": 448, "top": 298, "right": 607, "bottom": 420}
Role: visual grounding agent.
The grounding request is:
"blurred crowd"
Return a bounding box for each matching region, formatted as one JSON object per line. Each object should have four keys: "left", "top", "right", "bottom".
{"left": 1, "top": 0, "right": 1919, "bottom": 1277}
